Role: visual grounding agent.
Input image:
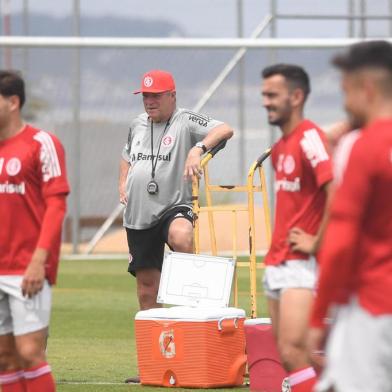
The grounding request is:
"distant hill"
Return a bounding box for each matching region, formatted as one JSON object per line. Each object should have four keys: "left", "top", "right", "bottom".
{"left": 7, "top": 12, "right": 186, "bottom": 37}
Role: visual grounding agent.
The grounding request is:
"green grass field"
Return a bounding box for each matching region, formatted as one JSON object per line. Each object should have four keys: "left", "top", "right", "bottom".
{"left": 49, "top": 258, "right": 267, "bottom": 391}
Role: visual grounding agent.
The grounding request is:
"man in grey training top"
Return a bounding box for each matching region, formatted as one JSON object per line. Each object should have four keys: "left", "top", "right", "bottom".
{"left": 119, "top": 69, "right": 233, "bottom": 312}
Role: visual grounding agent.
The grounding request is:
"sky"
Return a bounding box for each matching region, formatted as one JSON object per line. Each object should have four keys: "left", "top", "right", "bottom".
{"left": 5, "top": 0, "right": 392, "bottom": 38}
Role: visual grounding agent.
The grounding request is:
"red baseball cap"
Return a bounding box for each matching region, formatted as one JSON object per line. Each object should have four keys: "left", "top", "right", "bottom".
{"left": 133, "top": 70, "right": 176, "bottom": 94}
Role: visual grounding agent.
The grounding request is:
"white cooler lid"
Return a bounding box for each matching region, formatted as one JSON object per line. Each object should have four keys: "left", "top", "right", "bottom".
{"left": 244, "top": 317, "right": 271, "bottom": 325}
{"left": 157, "top": 252, "right": 235, "bottom": 308}
{"left": 135, "top": 306, "right": 246, "bottom": 321}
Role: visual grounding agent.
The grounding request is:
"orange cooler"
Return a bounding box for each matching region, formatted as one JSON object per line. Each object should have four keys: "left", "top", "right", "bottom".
{"left": 135, "top": 306, "right": 246, "bottom": 388}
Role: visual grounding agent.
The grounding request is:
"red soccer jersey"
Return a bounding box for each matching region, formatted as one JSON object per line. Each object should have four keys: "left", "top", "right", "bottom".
{"left": 265, "top": 119, "right": 333, "bottom": 266}
{"left": 311, "top": 119, "right": 392, "bottom": 327}
{"left": 0, "top": 125, "right": 70, "bottom": 284}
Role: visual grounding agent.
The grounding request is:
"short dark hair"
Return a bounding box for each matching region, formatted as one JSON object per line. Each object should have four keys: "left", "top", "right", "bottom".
{"left": 332, "top": 40, "right": 392, "bottom": 72}
{"left": 0, "top": 70, "right": 25, "bottom": 108}
{"left": 261, "top": 63, "right": 311, "bottom": 101}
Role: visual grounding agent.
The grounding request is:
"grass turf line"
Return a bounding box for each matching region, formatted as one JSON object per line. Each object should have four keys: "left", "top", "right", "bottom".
{"left": 49, "top": 258, "right": 266, "bottom": 391}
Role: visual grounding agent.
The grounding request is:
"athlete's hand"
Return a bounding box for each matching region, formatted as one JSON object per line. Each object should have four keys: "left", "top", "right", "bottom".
{"left": 22, "top": 248, "right": 47, "bottom": 298}
{"left": 288, "top": 227, "right": 317, "bottom": 254}
{"left": 119, "top": 181, "right": 128, "bottom": 205}
{"left": 307, "top": 327, "right": 326, "bottom": 371}
{"left": 183, "top": 147, "right": 203, "bottom": 180}
{"left": 325, "top": 120, "right": 352, "bottom": 148}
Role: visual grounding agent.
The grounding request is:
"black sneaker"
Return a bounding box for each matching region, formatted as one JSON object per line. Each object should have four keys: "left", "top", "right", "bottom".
{"left": 124, "top": 375, "right": 141, "bottom": 384}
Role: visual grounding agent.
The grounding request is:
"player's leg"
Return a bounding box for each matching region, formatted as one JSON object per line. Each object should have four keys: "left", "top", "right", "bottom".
{"left": 163, "top": 206, "right": 194, "bottom": 253}
{"left": 126, "top": 226, "right": 165, "bottom": 310}
{"left": 135, "top": 268, "right": 162, "bottom": 310}
{"left": 14, "top": 328, "right": 55, "bottom": 392}
{"left": 263, "top": 265, "right": 283, "bottom": 337}
{"left": 267, "top": 297, "right": 280, "bottom": 341}
{"left": 167, "top": 218, "right": 193, "bottom": 252}
{"left": 316, "top": 299, "right": 392, "bottom": 392}
{"left": 279, "top": 288, "right": 314, "bottom": 370}
{"left": 7, "top": 278, "right": 55, "bottom": 391}
{"left": 0, "top": 334, "right": 26, "bottom": 392}
{"left": 279, "top": 287, "right": 316, "bottom": 391}
{"left": 125, "top": 225, "right": 166, "bottom": 384}
{"left": 267, "top": 297, "right": 280, "bottom": 338}
{"left": 0, "top": 284, "right": 26, "bottom": 391}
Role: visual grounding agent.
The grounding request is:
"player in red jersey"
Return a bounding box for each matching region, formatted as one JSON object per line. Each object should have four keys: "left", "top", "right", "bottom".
{"left": 261, "top": 64, "right": 333, "bottom": 391}
{"left": 308, "top": 41, "right": 392, "bottom": 392}
{"left": 0, "top": 71, "right": 69, "bottom": 392}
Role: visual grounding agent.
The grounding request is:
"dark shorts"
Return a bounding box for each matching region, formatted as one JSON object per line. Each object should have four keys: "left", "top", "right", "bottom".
{"left": 126, "top": 206, "right": 194, "bottom": 276}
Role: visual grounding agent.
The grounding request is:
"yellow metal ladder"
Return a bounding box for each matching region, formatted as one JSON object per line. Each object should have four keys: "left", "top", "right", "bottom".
{"left": 192, "top": 141, "right": 272, "bottom": 318}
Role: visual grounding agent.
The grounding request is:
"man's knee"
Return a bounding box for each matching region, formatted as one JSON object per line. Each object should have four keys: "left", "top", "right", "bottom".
{"left": 278, "top": 338, "right": 306, "bottom": 370}
{"left": 0, "top": 335, "right": 20, "bottom": 371}
{"left": 136, "top": 269, "right": 161, "bottom": 310}
{"left": 137, "top": 284, "right": 158, "bottom": 305}
{"left": 13, "top": 329, "right": 48, "bottom": 369}
{"left": 168, "top": 221, "right": 193, "bottom": 252}
{"left": 15, "top": 339, "right": 45, "bottom": 368}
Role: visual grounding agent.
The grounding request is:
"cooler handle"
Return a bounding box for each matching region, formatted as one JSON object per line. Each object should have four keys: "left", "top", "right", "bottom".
{"left": 217, "top": 317, "right": 239, "bottom": 332}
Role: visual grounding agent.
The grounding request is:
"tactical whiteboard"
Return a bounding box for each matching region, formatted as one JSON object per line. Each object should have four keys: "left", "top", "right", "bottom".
{"left": 157, "top": 252, "right": 236, "bottom": 308}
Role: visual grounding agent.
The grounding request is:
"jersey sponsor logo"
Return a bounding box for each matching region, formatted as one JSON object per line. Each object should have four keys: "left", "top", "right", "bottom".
{"left": 5, "top": 158, "right": 22, "bottom": 176}
{"left": 275, "top": 177, "right": 301, "bottom": 192}
{"left": 33, "top": 131, "right": 62, "bottom": 182}
{"left": 144, "top": 76, "right": 153, "bottom": 87}
{"left": 162, "top": 135, "right": 174, "bottom": 147}
{"left": 187, "top": 113, "right": 210, "bottom": 127}
{"left": 0, "top": 181, "right": 26, "bottom": 194}
{"left": 131, "top": 152, "right": 172, "bottom": 162}
{"left": 300, "top": 129, "right": 329, "bottom": 168}
{"left": 283, "top": 155, "right": 295, "bottom": 175}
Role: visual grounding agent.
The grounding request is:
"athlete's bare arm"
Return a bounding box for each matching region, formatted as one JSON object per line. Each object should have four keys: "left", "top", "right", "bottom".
{"left": 119, "top": 158, "right": 131, "bottom": 205}
{"left": 183, "top": 123, "right": 233, "bottom": 179}
{"left": 288, "top": 181, "right": 333, "bottom": 254}
{"left": 22, "top": 193, "right": 67, "bottom": 297}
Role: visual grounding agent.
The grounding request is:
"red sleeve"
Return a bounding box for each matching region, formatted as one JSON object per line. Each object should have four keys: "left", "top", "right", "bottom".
{"left": 300, "top": 128, "right": 333, "bottom": 188}
{"left": 34, "top": 131, "right": 70, "bottom": 276}
{"left": 310, "top": 139, "right": 373, "bottom": 327}
{"left": 37, "top": 194, "right": 67, "bottom": 250}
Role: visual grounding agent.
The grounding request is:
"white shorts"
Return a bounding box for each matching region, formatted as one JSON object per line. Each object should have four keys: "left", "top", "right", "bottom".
{"left": 263, "top": 258, "right": 317, "bottom": 300}
{"left": 0, "top": 276, "right": 51, "bottom": 336}
{"left": 316, "top": 298, "right": 392, "bottom": 392}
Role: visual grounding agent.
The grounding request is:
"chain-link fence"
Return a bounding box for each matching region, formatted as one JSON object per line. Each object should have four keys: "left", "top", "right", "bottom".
{"left": 1, "top": 0, "right": 391, "bottom": 253}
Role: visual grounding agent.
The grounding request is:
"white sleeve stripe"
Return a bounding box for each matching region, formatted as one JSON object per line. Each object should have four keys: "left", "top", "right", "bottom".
{"left": 305, "top": 129, "right": 329, "bottom": 161}
{"left": 306, "top": 130, "right": 326, "bottom": 161}
{"left": 309, "top": 130, "right": 329, "bottom": 161}
{"left": 33, "top": 131, "right": 62, "bottom": 180}
{"left": 35, "top": 132, "right": 61, "bottom": 176}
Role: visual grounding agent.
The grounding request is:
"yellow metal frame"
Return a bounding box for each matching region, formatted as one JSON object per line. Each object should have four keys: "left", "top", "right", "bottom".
{"left": 192, "top": 144, "right": 272, "bottom": 318}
